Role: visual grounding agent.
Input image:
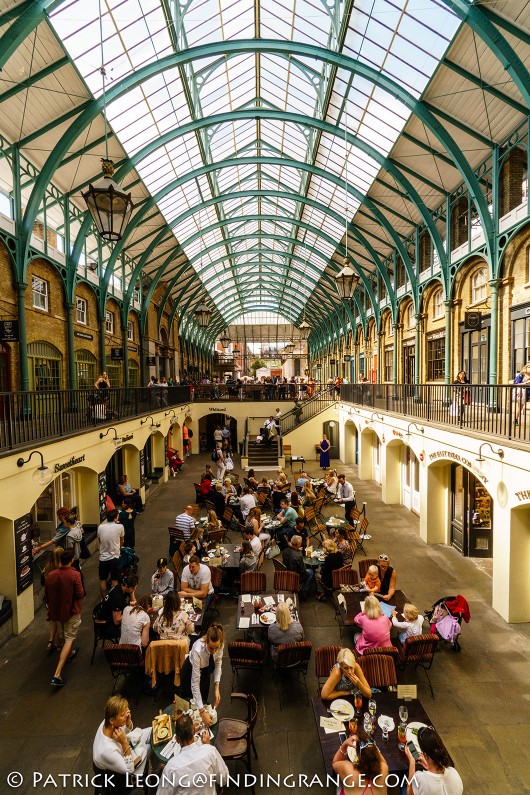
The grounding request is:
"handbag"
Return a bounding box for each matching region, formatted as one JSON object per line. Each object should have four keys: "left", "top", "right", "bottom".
{"left": 266, "top": 543, "right": 281, "bottom": 559}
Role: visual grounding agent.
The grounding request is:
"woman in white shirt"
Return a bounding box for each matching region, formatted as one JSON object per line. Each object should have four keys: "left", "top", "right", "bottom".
{"left": 178, "top": 623, "right": 224, "bottom": 728}
{"left": 93, "top": 696, "right": 151, "bottom": 778}
{"left": 119, "top": 596, "right": 151, "bottom": 650}
{"left": 405, "top": 726, "right": 463, "bottom": 795}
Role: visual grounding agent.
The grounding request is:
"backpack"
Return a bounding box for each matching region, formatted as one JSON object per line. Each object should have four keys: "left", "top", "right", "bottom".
{"left": 211, "top": 449, "right": 219, "bottom": 462}
{"left": 187, "top": 429, "right": 193, "bottom": 438}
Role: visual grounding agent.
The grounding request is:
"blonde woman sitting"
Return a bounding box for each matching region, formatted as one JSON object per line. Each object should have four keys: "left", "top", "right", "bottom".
{"left": 267, "top": 602, "right": 304, "bottom": 661}
{"left": 354, "top": 594, "right": 392, "bottom": 655}
{"left": 321, "top": 647, "right": 372, "bottom": 700}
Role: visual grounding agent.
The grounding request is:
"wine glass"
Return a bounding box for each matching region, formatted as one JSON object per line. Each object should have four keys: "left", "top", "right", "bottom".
{"left": 399, "top": 705, "right": 408, "bottom": 724}
{"left": 363, "top": 712, "right": 372, "bottom": 734}
{"left": 368, "top": 699, "right": 376, "bottom": 717}
{"left": 381, "top": 718, "right": 390, "bottom": 741}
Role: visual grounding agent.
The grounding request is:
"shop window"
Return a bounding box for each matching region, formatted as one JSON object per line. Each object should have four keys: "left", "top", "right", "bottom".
{"left": 107, "top": 364, "right": 122, "bottom": 388}
{"left": 127, "top": 321, "right": 134, "bottom": 342}
{"left": 76, "top": 297, "right": 87, "bottom": 325}
{"left": 396, "top": 258, "right": 405, "bottom": 289}
{"left": 384, "top": 349, "right": 393, "bottom": 382}
{"left": 427, "top": 337, "right": 445, "bottom": 380}
{"left": 28, "top": 341, "right": 62, "bottom": 390}
{"left": 471, "top": 268, "right": 487, "bottom": 304}
{"left": 419, "top": 233, "right": 431, "bottom": 273}
{"left": 406, "top": 304, "right": 416, "bottom": 330}
{"left": 0, "top": 192, "right": 12, "bottom": 217}
{"left": 129, "top": 361, "right": 140, "bottom": 387}
{"left": 32, "top": 277, "right": 49, "bottom": 311}
{"left": 105, "top": 310, "right": 114, "bottom": 334}
{"left": 74, "top": 349, "right": 97, "bottom": 389}
{"left": 527, "top": 247, "right": 530, "bottom": 284}
{"left": 432, "top": 288, "right": 444, "bottom": 320}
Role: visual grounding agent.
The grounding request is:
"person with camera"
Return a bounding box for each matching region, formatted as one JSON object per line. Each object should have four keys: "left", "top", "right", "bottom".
{"left": 151, "top": 557, "right": 174, "bottom": 596}
{"left": 404, "top": 725, "right": 462, "bottom": 794}
{"left": 333, "top": 729, "right": 389, "bottom": 795}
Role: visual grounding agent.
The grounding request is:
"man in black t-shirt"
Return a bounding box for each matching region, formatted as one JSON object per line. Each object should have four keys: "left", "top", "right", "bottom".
{"left": 97, "top": 574, "right": 138, "bottom": 638}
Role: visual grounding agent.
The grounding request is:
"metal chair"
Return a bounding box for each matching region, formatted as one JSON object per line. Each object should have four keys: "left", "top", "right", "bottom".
{"left": 240, "top": 571, "right": 266, "bottom": 594}
{"left": 227, "top": 642, "right": 265, "bottom": 690}
{"left": 314, "top": 645, "right": 342, "bottom": 694}
{"left": 91, "top": 602, "right": 118, "bottom": 664}
{"left": 215, "top": 693, "right": 259, "bottom": 793}
{"left": 332, "top": 566, "right": 359, "bottom": 590}
{"left": 358, "top": 558, "right": 379, "bottom": 580}
{"left": 273, "top": 641, "right": 313, "bottom": 710}
{"left": 103, "top": 643, "right": 144, "bottom": 700}
{"left": 395, "top": 633, "right": 440, "bottom": 698}
{"left": 358, "top": 653, "right": 397, "bottom": 689}
{"left": 273, "top": 570, "right": 300, "bottom": 593}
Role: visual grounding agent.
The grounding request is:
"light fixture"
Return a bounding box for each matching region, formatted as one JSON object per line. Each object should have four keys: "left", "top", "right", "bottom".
{"left": 99, "top": 427, "right": 122, "bottom": 449}
{"left": 476, "top": 442, "right": 504, "bottom": 463}
{"left": 141, "top": 416, "right": 161, "bottom": 435}
{"left": 328, "top": 421, "right": 336, "bottom": 428}
{"left": 219, "top": 330, "right": 231, "bottom": 349}
{"left": 81, "top": 4, "right": 133, "bottom": 241}
{"left": 298, "top": 319, "right": 311, "bottom": 340}
{"left": 335, "top": 258, "right": 360, "bottom": 300}
{"left": 164, "top": 410, "right": 179, "bottom": 426}
{"left": 406, "top": 422, "right": 424, "bottom": 436}
{"left": 194, "top": 303, "right": 212, "bottom": 328}
{"left": 17, "top": 450, "right": 53, "bottom": 486}
{"left": 370, "top": 413, "right": 384, "bottom": 422}
{"left": 284, "top": 340, "right": 295, "bottom": 352}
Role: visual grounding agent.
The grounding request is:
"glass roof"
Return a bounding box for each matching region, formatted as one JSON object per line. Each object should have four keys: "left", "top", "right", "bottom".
{"left": 49, "top": 0, "right": 461, "bottom": 326}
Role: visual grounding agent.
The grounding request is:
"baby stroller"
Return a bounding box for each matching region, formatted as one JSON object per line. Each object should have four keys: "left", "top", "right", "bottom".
{"left": 119, "top": 546, "right": 139, "bottom": 579}
{"left": 424, "top": 594, "right": 470, "bottom": 652}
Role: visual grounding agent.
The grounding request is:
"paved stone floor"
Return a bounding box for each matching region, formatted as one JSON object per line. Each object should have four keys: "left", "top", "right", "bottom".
{"left": 1, "top": 453, "right": 529, "bottom": 795}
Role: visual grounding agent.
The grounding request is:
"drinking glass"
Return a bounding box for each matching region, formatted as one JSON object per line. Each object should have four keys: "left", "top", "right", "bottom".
{"left": 381, "top": 718, "right": 390, "bottom": 740}
{"left": 354, "top": 692, "right": 363, "bottom": 713}
{"left": 348, "top": 718, "right": 357, "bottom": 736}
{"left": 363, "top": 713, "right": 372, "bottom": 734}
{"left": 397, "top": 722, "right": 407, "bottom": 751}
{"left": 368, "top": 699, "right": 376, "bottom": 717}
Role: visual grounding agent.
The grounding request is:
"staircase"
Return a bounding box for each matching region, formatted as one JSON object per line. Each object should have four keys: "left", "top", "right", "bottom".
{"left": 247, "top": 439, "right": 279, "bottom": 468}
{"left": 280, "top": 386, "right": 336, "bottom": 436}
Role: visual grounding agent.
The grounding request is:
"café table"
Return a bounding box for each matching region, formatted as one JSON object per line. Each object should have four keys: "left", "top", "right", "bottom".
{"left": 333, "top": 589, "right": 410, "bottom": 637}
{"left": 236, "top": 592, "right": 299, "bottom": 631}
{"left": 203, "top": 543, "right": 240, "bottom": 570}
{"left": 151, "top": 704, "right": 219, "bottom": 766}
{"left": 303, "top": 551, "right": 326, "bottom": 569}
{"left": 312, "top": 691, "right": 434, "bottom": 777}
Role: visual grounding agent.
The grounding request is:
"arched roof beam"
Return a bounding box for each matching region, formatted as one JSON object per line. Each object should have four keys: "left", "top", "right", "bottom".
{"left": 21, "top": 40, "right": 492, "bottom": 282}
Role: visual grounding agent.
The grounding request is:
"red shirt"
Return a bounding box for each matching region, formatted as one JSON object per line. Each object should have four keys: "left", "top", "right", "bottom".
{"left": 45, "top": 566, "right": 84, "bottom": 623}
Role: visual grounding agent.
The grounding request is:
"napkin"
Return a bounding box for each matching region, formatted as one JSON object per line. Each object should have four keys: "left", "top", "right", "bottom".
{"left": 286, "top": 597, "right": 293, "bottom": 607}
{"left": 251, "top": 613, "right": 258, "bottom": 625}
{"left": 277, "top": 594, "right": 284, "bottom": 602}
{"left": 160, "top": 737, "right": 179, "bottom": 760}
{"left": 241, "top": 594, "right": 252, "bottom": 602}
{"left": 337, "top": 593, "right": 346, "bottom": 607}
{"left": 263, "top": 596, "right": 275, "bottom": 606}
{"left": 360, "top": 601, "right": 365, "bottom": 612}
{"left": 239, "top": 617, "right": 250, "bottom": 629}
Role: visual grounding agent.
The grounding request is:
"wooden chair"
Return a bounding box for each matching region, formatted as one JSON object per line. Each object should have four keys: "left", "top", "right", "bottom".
{"left": 332, "top": 566, "right": 359, "bottom": 590}
{"left": 273, "top": 641, "right": 313, "bottom": 710}
{"left": 314, "top": 495, "right": 326, "bottom": 522}
{"left": 215, "top": 693, "right": 259, "bottom": 792}
{"left": 395, "top": 634, "right": 440, "bottom": 698}
{"left": 202, "top": 565, "right": 223, "bottom": 626}
{"left": 358, "top": 558, "right": 379, "bottom": 580}
{"left": 256, "top": 548, "right": 265, "bottom": 571}
{"left": 273, "top": 570, "right": 300, "bottom": 593}
{"left": 227, "top": 642, "right": 265, "bottom": 690}
{"left": 194, "top": 483, "right": 205, "bottom": 505}
{"left": 358, "top": 653, "right": 397, "bottom": 689}
{"left": 240, "top": 571, "right": 266, "bottom": 594}
{"left": 104, "top": 643, "right": 144, "bottom": 700}
{"left": 304, "top": 506, "right": 326, "bottom": 544}
{"left": 314, "top": 645, "right": 342, "bottom": 695}
{"left": 272, "top": 557, "right": 287, "bottom": 572}
{"left": 208, "top": 525, "right": 225, "bottom": 543}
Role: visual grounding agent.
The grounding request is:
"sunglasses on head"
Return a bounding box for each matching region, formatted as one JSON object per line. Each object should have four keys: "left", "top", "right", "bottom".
{"left": 359, "top": 738, "right": 375, "bottom": 752}
{"left": 418, "top": 725, "right": 435, "bottom": 740}
{"left": 378, "top": 554, "right": 389, "bottom": 561}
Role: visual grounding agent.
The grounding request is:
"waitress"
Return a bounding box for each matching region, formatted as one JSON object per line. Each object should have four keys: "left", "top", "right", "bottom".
{"left": 179, "top": 623, "right": 224, "bottom": 727}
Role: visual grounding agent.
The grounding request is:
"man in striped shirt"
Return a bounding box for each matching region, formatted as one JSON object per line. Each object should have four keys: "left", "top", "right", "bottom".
{"left": 175, "top": 505, "right": 196, "bottom": 541}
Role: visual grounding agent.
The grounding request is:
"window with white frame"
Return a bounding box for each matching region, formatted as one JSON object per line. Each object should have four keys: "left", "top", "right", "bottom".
{"left": 32, "top": 277, "right": 49, "bottom": 311}
{"left": 471, "top": 268, "right": 487, "bottom": 304}
{"left": 527, "top": 247, "right": 530, "bottom": 283}
{"left": 127, "top": 320, "right": 134, "bottom": 341}
{"left": 105, "top": 310, "right": 114, "bottom": 334}
{"left": 76, "top": 297, "right": 87, "bottom": 325}
{"left": 432, "top": 288, "right": 444, "bottom": 320}
{"left": 407, "top": 303, "right": 416, "bottom": 330}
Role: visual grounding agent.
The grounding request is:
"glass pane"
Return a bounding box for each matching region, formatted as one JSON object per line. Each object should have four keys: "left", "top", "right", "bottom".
{"left": 454, "top": 466, "right": 464, "bottom": 524}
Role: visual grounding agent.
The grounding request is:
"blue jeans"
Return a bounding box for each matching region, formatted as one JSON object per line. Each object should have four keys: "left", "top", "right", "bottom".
{"left": 301, "top": 568, "right": 314, "bottom": 592}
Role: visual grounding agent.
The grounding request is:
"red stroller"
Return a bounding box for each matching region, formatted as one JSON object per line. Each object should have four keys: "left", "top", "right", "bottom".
{"left": 425, "top": 594, "right": 470, "bottom": 652}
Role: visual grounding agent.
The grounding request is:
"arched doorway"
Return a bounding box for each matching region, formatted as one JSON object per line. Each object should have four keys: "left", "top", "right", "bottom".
{"left": 451, "top": 464, "right": 493, "bottom": 557}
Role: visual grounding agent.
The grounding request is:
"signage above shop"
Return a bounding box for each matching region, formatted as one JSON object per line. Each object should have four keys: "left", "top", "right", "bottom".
{"left": 121, "top": 433, "right": 134, "bottom": 442}
{"left": 74, "top": 330, "right": 93, "bottom": 340}
{"left": 53, "top": 453, "right": 86, "bottom": 473}
{"left": 111, "top": 347, "right": 123, "bottom": 360}
{"left": 146, "top": 356, "right": 156, "bottom": 366}
{"left": 429, "top": 450, "right": 488, "bottom": 483}
{"left": 0, "top": 320, "right": 19, "bottom": 342}
{"left": 427, "top": 330, "right": 445, "bottom": 340}
{"left": 127, "top": 345, "right": 137, "bottom": 352}
{"left": 209, "top": 407, "right": 226, "bottom": 412}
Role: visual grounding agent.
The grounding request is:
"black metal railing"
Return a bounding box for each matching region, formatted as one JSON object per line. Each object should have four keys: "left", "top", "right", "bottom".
{"left": 340, "top": 382, "right": 529, "bottom": 443}
{"left": 0, "top": 385, "right": 191, "bottom": 454}
{"left": 190, "top": 383, "right": 327, "bottom": 402}
{"left": 280, "top": 386, "right": 336, "bottom": 435}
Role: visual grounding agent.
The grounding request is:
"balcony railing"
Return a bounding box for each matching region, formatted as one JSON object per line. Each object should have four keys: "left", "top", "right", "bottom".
{"left": 0, "top": 386, "right": 191, "bottom": 454}
{"left": 340, "top": 383, "right": 529, "bottom": 443}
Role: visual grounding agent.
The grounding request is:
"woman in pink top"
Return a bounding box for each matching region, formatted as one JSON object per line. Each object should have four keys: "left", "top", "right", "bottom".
{"left": 354, "top": 594, "right": 392, "bottom": 655}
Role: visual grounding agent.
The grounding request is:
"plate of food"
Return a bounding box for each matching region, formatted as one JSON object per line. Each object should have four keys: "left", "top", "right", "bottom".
{"left": 329, "top": 698, "right": 355, "bottom": 721}
{"left": 152, "top": 713, "right": 173, "bottom": 745}
{"left": 259, "top": 611, "right": 276, "bottom": 625}
{"left": 406, "top": 721, "right": 428, "bottom": 754}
